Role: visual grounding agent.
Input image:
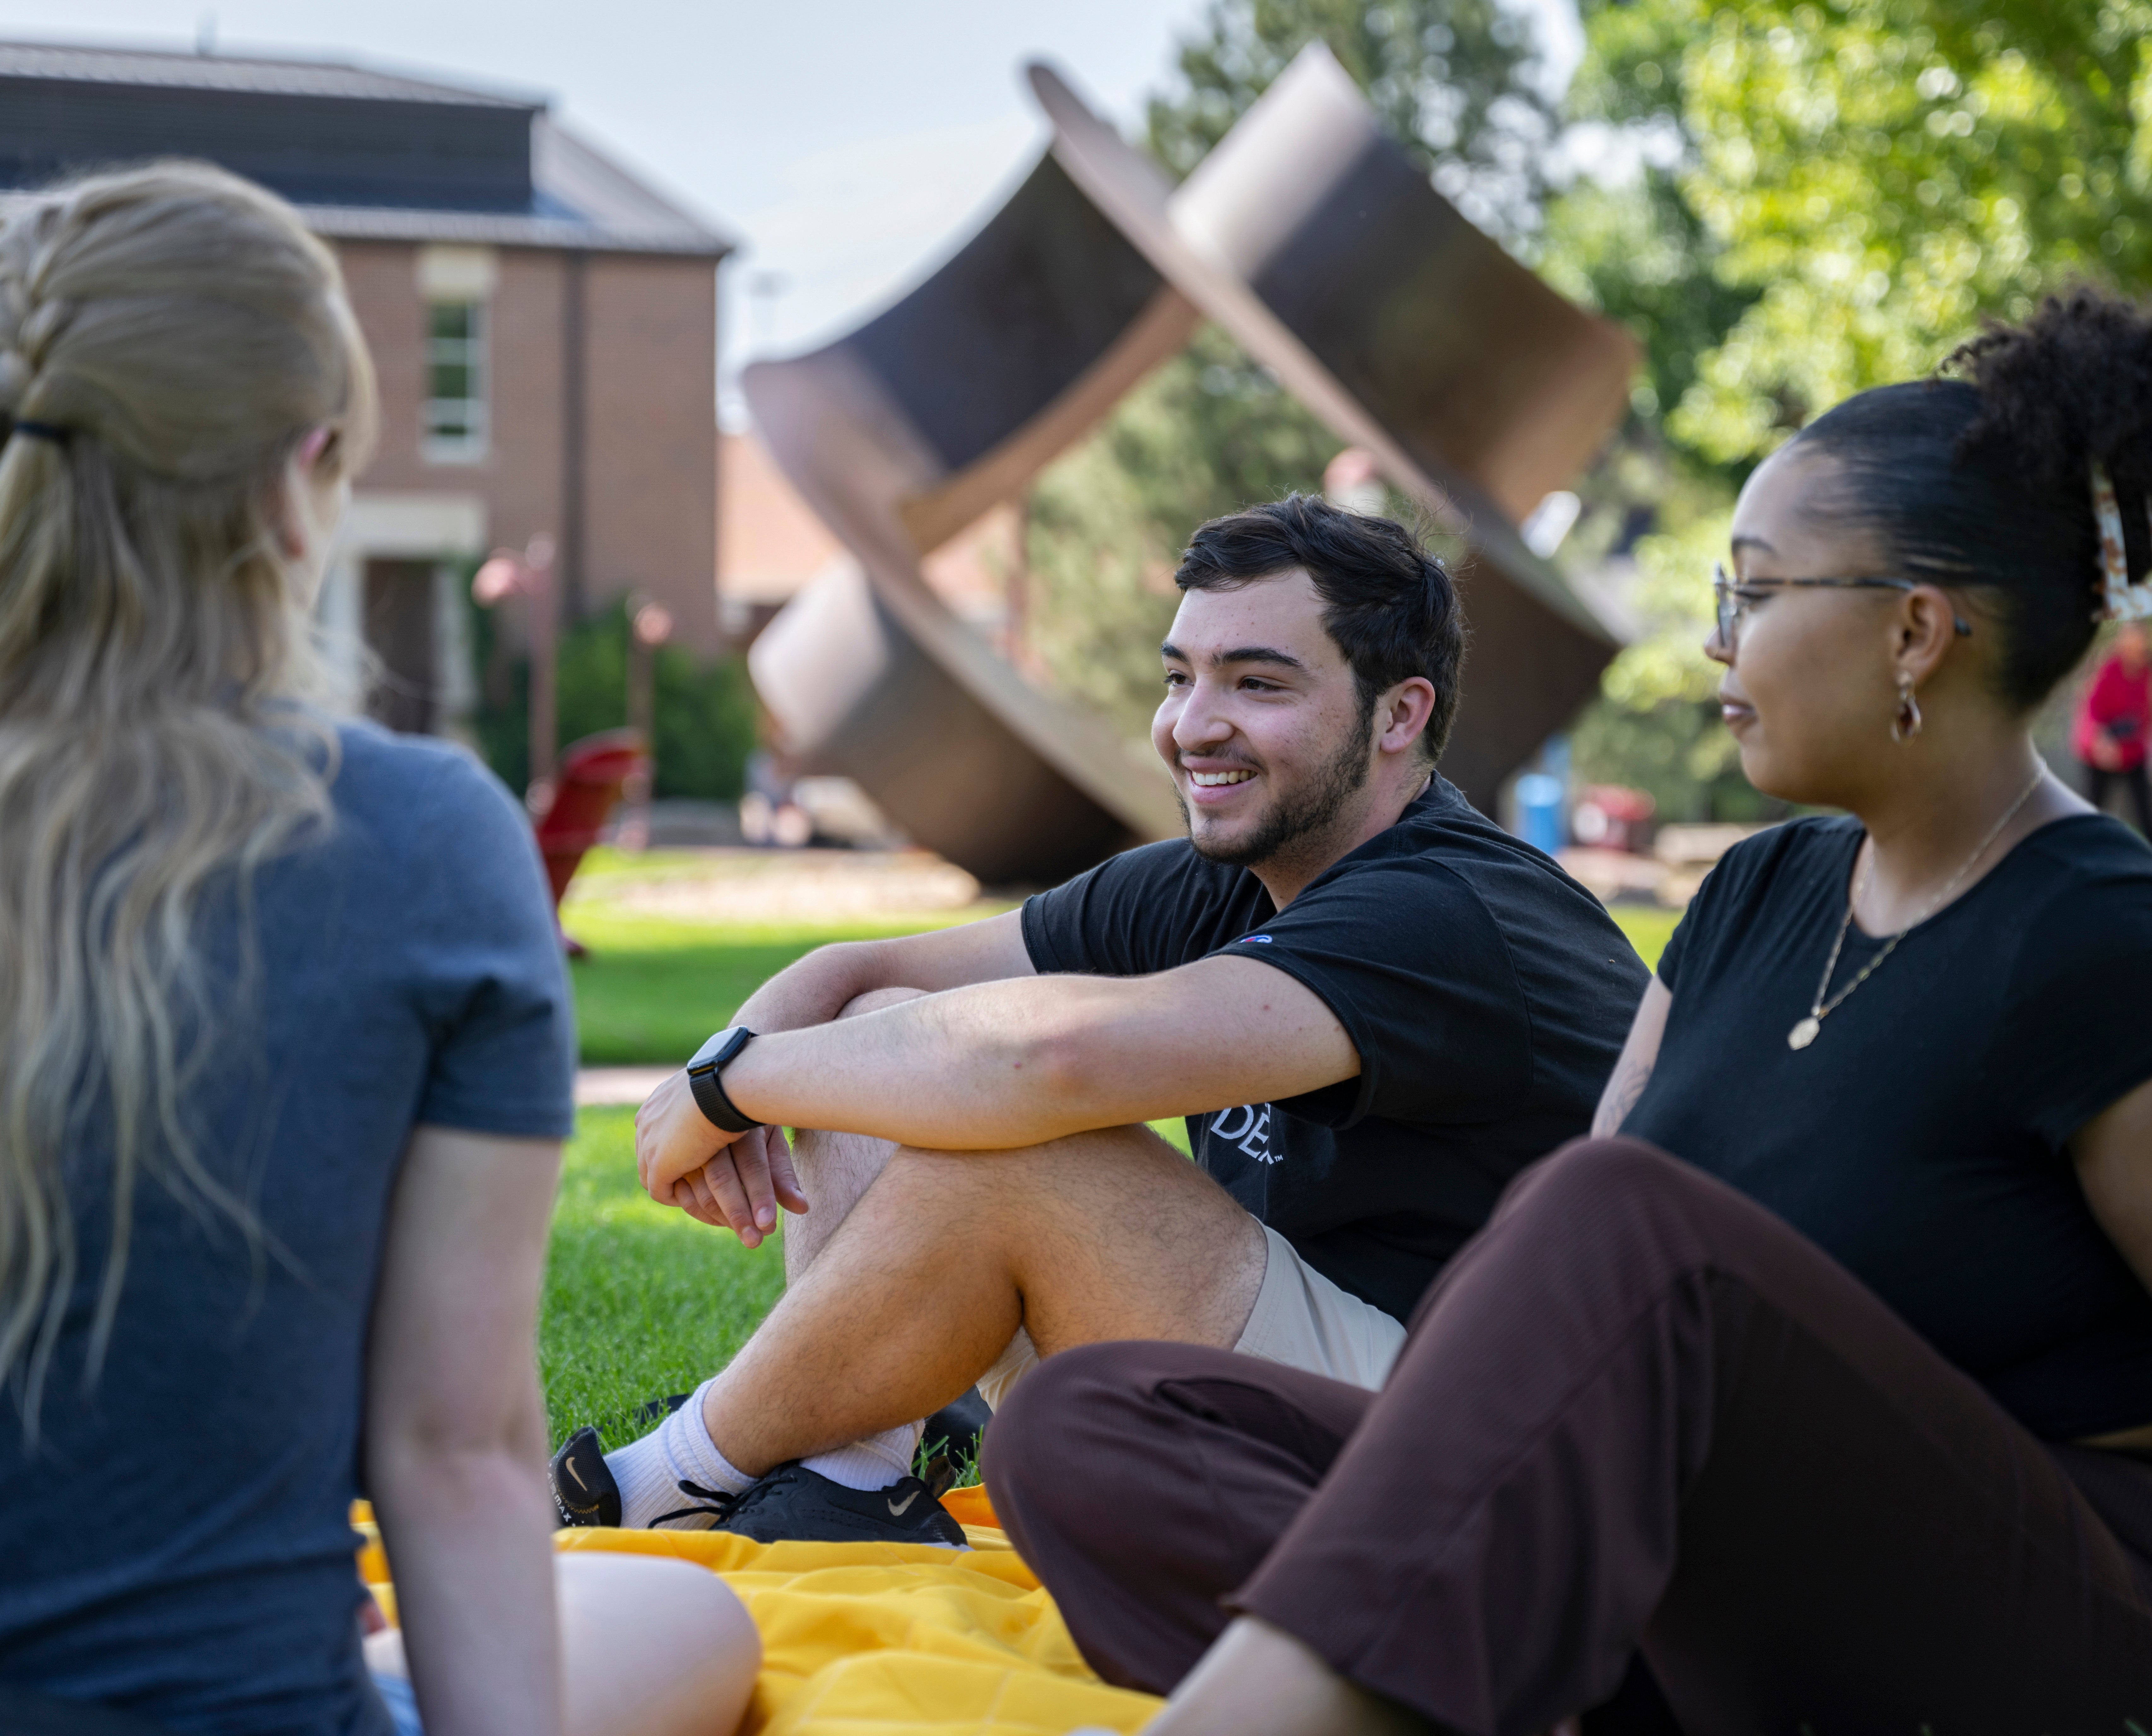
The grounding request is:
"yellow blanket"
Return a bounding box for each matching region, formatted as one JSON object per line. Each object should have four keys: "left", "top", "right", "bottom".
{"left": 354, "top": 1489, "right": 1162, "bottom": 1736}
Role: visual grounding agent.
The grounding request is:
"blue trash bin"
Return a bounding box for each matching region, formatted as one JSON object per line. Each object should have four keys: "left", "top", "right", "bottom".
{"left": 1515, "top": 772, "right": 1565, "bottom": 856}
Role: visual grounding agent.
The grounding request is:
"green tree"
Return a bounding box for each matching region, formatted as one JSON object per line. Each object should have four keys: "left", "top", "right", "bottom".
{"left": 1537, "top": 168, "right": 1754, "bottom": 448}
{"left": 1558, "top": 0, "right": 2152, "bottom": 813}
{"left": 470, "top": 596, "right": 759, "bottom": 803}
{"left": 1589, "top": 0, "right": 2152, "bottom": 466}
{"left": 1149, "top": 0, "right": 1560, "bottom": 236}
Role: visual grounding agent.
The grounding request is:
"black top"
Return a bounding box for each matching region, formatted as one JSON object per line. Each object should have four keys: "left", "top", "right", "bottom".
{"left": 1626, "top": 813, "right": 2152, "bottom": 1440}
{"left": 1022, "top": 777, "right": 1649, "bottom": 1321}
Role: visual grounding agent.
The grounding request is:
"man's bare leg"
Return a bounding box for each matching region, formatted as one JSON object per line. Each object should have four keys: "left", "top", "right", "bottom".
{"left": 591, "top": 995, "right": 1261, "bottom": 1524}
{"left": 780, "top": 988, "right": 925, "bottom": 1282}
{"left": 593, "top": 985, "right": 1082, "bottom": 1527}
{"left": 700, "top": 1122, "right": 1267, "bottom": 1475}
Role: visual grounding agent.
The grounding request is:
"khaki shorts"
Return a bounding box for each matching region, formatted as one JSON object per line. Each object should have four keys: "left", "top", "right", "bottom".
{"left": 972, "top": 1221, "right": 1407, "bottom": 1412}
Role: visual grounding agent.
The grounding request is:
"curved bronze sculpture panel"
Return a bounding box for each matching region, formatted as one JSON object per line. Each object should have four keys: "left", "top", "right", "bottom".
{"left": 747, "top": 561, "right": 1155, "bottom": 886}
{"left": 744, "top": 45, "right": 1637, "bottom": 883}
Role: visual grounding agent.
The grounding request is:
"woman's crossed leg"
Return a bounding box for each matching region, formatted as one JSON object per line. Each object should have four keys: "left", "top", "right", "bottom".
{"left": 988, "top": 1139, "right": 2152, "bottom": 1735}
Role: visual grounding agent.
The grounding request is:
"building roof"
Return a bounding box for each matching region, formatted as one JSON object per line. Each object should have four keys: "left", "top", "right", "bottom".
{"left": 0, "top": 38, "right": 540, "bottom": 106}
{"left": 0, "top": 37, "right": 732, "bottom": 258}
{"left": 306, "top": 120, "right": 731, "bottom": 255}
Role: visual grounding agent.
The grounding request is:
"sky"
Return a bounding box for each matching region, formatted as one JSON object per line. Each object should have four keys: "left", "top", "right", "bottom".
{"left": 9, "top": 0, "right": 1582, "bottom": 420}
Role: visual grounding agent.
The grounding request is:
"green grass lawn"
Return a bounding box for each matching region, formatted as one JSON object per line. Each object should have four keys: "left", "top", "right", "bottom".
{"left": 1612, "top": 905, "right": 1680, "bottom": 972}
{"left": 541, "top": 892, "right": 1679, "bottom": 1445}
{"left": 541, "top": 1105, "right": 787, "bottom": 1449}
{"left": 564, "top": 904, "right": 1013, "bottom": 1065}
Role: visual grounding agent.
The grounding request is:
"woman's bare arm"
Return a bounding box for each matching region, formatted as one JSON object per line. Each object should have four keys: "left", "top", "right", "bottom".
{"left": 1591, "top": 976, "right": 1672, "bottom": 1139}
{"left": 365, "top": 1125, "right": 564, "bottom": 1736}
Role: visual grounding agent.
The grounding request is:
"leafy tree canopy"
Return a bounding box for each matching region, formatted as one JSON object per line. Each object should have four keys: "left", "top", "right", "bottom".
{"left": 1148, "top": 0, "right": 1559, "bottom": 236}
{"left": 1029, "top": 0, "right": 2152, "bottom": 817}
{"left": 1585, "top": 0, "right": 2152, "bottom": 466}
{"left": 1558, "top": 0, "right": 2152, "bottom": 805}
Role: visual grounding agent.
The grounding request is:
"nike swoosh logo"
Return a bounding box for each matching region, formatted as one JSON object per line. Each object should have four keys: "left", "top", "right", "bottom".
{"left": 886, "top": 1490, "right": 920, "bottom": 1516}
{"left": 564, "top": 1462, "right": 588, "bottom": 1492}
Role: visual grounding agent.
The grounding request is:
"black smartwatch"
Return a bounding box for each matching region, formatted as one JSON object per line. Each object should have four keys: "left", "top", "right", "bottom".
{"left": 685, "top": 1026, "right": 762, "bottom": 1134}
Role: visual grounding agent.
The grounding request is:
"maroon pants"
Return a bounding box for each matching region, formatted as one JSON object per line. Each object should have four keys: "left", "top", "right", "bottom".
{"left": 985, "top": 1139, "right": 2152, "bottom": 1735}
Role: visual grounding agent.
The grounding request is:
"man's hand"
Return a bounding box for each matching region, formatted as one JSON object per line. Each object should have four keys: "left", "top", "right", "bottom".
{"left": 668, "top": 1126, "right": 808, "bottom": 1249}
{"left": 635, "top": 1073, "right": 808, "bottom": 1250}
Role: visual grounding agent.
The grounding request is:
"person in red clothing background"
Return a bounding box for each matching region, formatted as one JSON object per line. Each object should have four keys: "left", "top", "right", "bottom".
{"left": 2073, "top": 620, "right": 2152, "bottom": 833}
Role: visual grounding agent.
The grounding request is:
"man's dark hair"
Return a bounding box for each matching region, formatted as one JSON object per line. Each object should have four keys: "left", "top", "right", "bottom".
{"left": 1173, "top": 493, "right": 1465, "bottom": 764}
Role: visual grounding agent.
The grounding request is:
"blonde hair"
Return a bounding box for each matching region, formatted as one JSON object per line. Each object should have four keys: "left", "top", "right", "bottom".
{"left": 0, "top": 161, "right": 378, "bottom": 1428}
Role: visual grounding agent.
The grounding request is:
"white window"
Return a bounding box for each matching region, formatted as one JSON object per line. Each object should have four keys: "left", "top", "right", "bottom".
{"left": 423, "top": 299, "right": 487, "bottom": 460}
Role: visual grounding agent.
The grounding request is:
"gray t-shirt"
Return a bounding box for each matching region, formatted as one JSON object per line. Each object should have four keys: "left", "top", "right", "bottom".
{"left": 0, "top": 723, "right": 576, "bottom": 1734}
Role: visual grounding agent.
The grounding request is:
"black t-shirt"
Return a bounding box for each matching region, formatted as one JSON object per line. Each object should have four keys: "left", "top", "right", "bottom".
{"left": 1626, "top": 813, "right": 2152, "bottom": 1440}
{"left": 1022, "top": 777, "right": 1649, "bottom": 1321}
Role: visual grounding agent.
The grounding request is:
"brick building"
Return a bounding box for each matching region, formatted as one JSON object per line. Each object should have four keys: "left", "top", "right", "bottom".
{"left": 0, "top": 39, "right": 732, "bottom": 737}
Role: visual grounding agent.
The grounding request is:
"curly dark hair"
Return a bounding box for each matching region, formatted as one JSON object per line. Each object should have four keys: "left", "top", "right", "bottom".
{"left": 1173, "top": 493, "right": 1466, "bottom": 765}
{"left": 1791, "top": 284, "right": 2152, "bottom": 710}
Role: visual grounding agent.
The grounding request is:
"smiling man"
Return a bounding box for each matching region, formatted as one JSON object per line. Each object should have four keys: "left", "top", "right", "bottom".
{"left": 552, "top": 495, "right": 1649, "bottom": 1545}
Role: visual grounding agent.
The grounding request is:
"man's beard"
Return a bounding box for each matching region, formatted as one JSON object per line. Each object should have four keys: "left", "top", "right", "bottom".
{"left": 1180, "top": 707, "right": 1376, "bottom": 872}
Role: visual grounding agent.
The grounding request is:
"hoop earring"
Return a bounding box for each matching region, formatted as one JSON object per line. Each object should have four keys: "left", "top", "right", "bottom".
{"left": 1891, "top": 676, "right": 1924, "bottom": 744}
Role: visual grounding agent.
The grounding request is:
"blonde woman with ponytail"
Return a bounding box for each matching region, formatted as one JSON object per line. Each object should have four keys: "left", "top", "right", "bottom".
{"left": 0, "top": 165, "right": 756, "bottom": 1736}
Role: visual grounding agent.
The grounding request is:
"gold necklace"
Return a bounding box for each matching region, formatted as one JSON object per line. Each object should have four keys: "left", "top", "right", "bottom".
{"left": 1787, "top": 767, "right": 2047, "bottom": 1051}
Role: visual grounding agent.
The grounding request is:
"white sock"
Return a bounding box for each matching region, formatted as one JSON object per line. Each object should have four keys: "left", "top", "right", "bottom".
{"left": 605, "top": 1378, "right": 755, "bottom": 1529}
{"left": 800, "top": 1420, "right": 925, "bottom": 1492}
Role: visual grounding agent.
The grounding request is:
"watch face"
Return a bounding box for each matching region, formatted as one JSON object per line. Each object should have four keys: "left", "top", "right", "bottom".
{"left": 689, "top": 1026, "right": 739, "bottom": 1072}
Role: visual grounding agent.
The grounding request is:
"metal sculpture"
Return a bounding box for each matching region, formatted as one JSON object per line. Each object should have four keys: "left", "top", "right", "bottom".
{"left": 742, "top": 44, "right": 1637, "bottom": 884}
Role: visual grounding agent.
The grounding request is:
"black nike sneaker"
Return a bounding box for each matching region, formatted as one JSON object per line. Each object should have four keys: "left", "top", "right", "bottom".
{"left": 549, "top": 1426, "right": 622, "bottom": 1528}
{"left": 706, "top": 1461, "right": 968, "bottom": 1547}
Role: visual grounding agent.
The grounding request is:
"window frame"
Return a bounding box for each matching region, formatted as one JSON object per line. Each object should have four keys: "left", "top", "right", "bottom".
{"left": 421, "top": 298, "right": 489, "bottom": 463}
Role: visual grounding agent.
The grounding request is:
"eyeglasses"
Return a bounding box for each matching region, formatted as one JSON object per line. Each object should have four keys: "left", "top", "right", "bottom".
{"left": 1710, "top": 562, "right": 1975, "bottom": 652}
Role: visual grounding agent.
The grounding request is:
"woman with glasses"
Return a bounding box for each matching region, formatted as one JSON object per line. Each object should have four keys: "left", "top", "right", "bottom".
{"left": 988, "top": 287, "right": 2152, "bottom": 1733}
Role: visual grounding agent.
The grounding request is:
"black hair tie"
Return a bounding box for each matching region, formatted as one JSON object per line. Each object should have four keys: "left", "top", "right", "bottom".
{"left": 10, "top": 420, "right": 67, "bottom": 443}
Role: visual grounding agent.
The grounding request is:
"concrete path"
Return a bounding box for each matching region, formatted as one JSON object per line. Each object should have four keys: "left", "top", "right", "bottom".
{"left": 575, "top": 1065, "right": 675, "bottom": 1107}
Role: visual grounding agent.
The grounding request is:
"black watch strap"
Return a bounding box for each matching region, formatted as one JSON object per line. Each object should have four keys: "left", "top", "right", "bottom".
{"left": 685, "top": 1026, "right": 761, "bottom": 1134}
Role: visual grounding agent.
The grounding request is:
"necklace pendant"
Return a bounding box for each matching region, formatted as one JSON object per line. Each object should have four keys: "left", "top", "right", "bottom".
{"left": 1788, "top": 1016, "right": 1822, "bottom": 1051}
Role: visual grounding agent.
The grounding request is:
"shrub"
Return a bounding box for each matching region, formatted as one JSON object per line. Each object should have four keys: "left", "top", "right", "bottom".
{"left": 467, "top": 592, "right": 757, "bottom": 801}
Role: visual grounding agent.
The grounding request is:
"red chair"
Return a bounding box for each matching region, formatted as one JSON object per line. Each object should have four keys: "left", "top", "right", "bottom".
{"left": 532, "top": 730, "right": 649, "bottom": 946}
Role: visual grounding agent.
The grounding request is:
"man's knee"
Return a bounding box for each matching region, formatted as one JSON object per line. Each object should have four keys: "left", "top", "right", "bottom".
{"left": 877, "top": 1124, "right": 1182, "bottom": 1204}
{"left": 838, "top": 985, "right": 928, "bottom": 1020}
{"left": 861, "top": 1135, "right": 1090, "bottom": 1234}
{"left": 875, "top": 1141, "right": 996, "bottom": 1194}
